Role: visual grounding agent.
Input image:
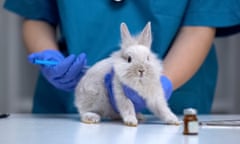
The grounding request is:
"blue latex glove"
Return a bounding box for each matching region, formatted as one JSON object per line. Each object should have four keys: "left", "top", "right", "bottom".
{"left": 28, "top": 49, "right": 87, "bottom": 91}
{"left": 160, "top": 75, "right": 173, "bottom": 100}
{"left": 104, "top": 69, "right": 173, "bottom": 113}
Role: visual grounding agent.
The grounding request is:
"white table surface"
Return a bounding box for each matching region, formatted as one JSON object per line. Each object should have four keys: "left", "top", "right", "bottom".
{"left": 1, "top": 114, "right": 240, "bottom": 144}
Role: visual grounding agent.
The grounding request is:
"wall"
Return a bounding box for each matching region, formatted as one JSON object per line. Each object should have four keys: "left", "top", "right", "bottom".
{"left": 213, "top": 35, "right": 240, "bottom": 114}
{"left": 0, "top": 1, "right": 37, "bottom": 113}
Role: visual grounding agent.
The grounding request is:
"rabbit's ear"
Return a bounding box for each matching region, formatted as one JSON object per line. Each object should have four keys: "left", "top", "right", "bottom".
{"left": 120, "top": 23, "right": 134, "bottom": 48}
{"left": 138, "top": 22, "right": 152, "bottom": 48}
{"left": 121, "top": 23, "right": 131, "bottom": 40}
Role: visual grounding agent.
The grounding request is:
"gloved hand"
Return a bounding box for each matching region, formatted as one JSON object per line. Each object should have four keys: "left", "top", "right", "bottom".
{"left": 160, "top": 75, "right": 173, "bottom": 100}
{"left": 28, "top": 49, "right": 87, "bottom": 91}
{"left": 104, "top": 69, "right": 173, "bottom": 113}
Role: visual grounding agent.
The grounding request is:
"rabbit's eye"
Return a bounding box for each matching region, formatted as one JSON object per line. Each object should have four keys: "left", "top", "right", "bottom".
{"left": 127, "top": 56, "right": 132, "bottom": 63}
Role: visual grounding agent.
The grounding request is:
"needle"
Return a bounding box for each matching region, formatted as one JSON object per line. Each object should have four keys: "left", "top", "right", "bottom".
{"left": 33, "top": 59, "right": 89, "bottom": 71}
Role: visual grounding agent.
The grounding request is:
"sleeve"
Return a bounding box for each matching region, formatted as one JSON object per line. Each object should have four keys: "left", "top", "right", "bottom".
{"left": 3, "top": 0, "right": 59, "bottom": 26}
{"left": 182, "top": 0, "right": 240, "bottom": 36}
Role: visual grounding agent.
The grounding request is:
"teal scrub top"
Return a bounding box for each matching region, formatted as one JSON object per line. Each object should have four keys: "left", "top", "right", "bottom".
{"left": 4, "top": 0, "right": 240, "bottom": 114}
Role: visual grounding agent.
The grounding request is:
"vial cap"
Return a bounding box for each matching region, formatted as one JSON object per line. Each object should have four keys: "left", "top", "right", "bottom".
{"left": 184, "top": 108, "right": 197, "bottom": 115}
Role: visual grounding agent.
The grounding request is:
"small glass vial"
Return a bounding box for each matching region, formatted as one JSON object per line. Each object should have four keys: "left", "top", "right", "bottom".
{"left": 183, "top": 108, "right": 199, "bottom": 135}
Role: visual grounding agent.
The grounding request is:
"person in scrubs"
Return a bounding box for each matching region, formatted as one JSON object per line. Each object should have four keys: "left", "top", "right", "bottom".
{"left": 3, "top": 0, "right": 240, "bottom": 114}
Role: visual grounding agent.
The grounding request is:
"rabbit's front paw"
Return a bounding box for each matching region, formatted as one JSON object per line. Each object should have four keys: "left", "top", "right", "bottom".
{"left": 123, "top": 115, "right": 138, "bottom": 127}
{"left": 162, "top": 114, "right": 180, "bottom": 125}
{"left": 81, "top": 112, "right": 101, "bottom": 124}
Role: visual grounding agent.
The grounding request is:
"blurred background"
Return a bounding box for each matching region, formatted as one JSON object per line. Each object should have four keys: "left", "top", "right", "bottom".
{"left": 0, "top": 1, "right": 240, "bottom": 114}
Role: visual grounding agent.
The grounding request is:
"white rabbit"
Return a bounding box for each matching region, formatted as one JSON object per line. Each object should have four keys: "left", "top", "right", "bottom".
{"left": 75, "top": 22, "right": 179, "bottom": 126}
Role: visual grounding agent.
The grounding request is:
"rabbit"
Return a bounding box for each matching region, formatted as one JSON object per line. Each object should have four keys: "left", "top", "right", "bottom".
{"left": 75, "top": 22, "right": 179, "bottom": 126}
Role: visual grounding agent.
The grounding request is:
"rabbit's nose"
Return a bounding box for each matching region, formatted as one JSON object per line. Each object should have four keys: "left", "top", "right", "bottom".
{"left": 138, "top": 69, "right": 145, "bottom": 76}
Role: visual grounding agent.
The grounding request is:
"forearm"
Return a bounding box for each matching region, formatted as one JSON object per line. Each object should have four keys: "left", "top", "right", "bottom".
{"left": 163, "top": 26, "right": 216, "bottom": 90}
{"left": 23, "top": 20, "right": 59, "bottom": 53}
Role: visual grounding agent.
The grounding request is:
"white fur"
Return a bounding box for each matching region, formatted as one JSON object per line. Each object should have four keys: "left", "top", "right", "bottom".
{"left": 75, "top": 22, "right": 179, "bottom": 126}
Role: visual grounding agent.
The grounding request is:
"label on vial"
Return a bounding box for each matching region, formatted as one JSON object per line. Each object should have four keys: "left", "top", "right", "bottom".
{"left": 188, "top": 121, "right": 199, "bottom": 133}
